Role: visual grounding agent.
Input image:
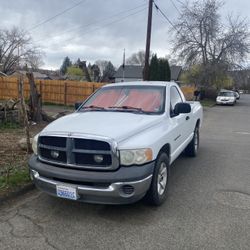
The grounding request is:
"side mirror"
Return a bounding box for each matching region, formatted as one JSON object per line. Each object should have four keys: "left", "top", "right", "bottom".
{"left": 74, "top": 102, "right": 82, "bottom": 110}
{"left": 174, "top": 103, "right": 191, "bottom": 115}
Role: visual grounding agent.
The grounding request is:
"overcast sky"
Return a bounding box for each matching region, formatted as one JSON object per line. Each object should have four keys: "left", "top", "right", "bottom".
{"left": 0, "top": 0, "right": 249, "bottom": 70}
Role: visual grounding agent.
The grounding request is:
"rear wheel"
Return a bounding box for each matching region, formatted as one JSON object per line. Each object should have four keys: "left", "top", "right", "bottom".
{"left": 145, "top": 153, "right": 169, "bottom": 206}
{"left": 185, "top": 125, "right": 199, "bottom": 157}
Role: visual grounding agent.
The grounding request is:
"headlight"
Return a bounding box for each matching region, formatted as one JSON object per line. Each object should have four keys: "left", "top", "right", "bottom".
{"left": 32, "top": 134, "right": 39, "bottom": 155}
{"left": 120, "top": 148, "right": 153, "bottom": 166}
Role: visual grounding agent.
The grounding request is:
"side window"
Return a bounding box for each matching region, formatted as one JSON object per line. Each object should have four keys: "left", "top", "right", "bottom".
{"left": 170, "top": 86, "right": 183, "bottom": 115}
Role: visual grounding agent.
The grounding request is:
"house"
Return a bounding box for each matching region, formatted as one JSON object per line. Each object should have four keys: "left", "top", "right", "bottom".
{"left": 114, "top": 65, "right": 143, "bottom": 83}
{"left": 11, "top": 69, "right": 67, "bottom": 80}
{"left": 114, "top": 65, "right": 182, "bottom": 82}
{"left": 170, "top": 65, "right": 182, "bottom": 82}
{"left": 12, "top": 70, "right": 51, "bottom": 80}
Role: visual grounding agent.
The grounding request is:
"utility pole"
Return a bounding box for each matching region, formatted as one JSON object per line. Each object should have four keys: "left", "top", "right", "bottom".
{"left": 122, "top": 48, "right": 125, "bottom": 82}
{"left": 143, "top": 0, "right": 153, "bottom": 81}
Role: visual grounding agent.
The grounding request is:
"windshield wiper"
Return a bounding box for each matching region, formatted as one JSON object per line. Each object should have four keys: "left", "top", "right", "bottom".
{"left": 80, "top": 105, "right": 106, "bottom": 111}
{"left": 108, "top": 106, "right": 145, "bottom": 113}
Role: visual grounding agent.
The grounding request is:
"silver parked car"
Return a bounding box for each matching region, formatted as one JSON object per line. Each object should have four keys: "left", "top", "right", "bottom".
{"left": 234, "top": 91, "right": 240, "bottom": 100}
{"left": 216, "top": 90, "right": 236, "bottom": 106}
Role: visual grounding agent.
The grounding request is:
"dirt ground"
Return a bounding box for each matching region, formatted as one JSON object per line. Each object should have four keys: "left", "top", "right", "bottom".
{"left": 0, "top": 123, "right": 47, "bottom": 172}
{"left": 0, "top": 104, "right": 72, "bottom": 196}
{"left": 0, "top": 104, "right": 72, "bottom": 173}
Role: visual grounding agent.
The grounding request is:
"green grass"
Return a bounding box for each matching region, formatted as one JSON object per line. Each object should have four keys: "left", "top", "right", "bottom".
{"left": 200, "top": 99, "right": 216, "bottom": 107}
{"left": 0, "top": 168, "right": 30, "bottom": 190}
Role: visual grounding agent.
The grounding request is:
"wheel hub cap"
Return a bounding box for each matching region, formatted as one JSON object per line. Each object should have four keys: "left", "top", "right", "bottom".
{"left": 194, "top": 130, "right": 199, "bottom": 152}
{"left": 157, "top": 163, "right": 167, "bottom": 195}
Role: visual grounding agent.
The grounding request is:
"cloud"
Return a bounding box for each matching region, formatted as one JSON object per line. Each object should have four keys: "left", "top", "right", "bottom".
{"left": 0, "top": 0, "right": 249, "bottom": 69}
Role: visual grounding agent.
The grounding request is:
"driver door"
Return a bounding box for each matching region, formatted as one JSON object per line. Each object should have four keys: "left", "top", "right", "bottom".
{"left": 170, "top": 86, "right": 190, "bottom": 154}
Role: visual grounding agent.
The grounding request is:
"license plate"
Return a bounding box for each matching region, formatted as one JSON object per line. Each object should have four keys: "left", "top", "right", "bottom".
{"left": 56, "top": 185, "right": 78, "bottom": 200}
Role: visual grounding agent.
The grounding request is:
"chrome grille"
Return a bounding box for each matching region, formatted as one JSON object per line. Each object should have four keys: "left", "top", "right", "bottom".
{"left": 75, "top": 138, "right": 110, "bottom": 151}
{"left": 38, "top": 135, "right": 118, "bottom": 170}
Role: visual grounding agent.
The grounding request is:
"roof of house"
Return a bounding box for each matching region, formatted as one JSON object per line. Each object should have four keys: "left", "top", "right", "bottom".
{"left": 170, "top": 65, "right": 182, "bottom": 81}
{"left": 114, "top": 65, "right": 143, "bottom": 79}
{"left": 115, "top": 64, "right": 182, "bottom": 81}
{"left": 12, "top": 70, "right": 50, "bottom": 79}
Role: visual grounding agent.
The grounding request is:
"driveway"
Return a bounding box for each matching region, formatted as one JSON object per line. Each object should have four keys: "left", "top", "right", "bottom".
{"left": 0, "top": 96, "right": 250, "bottom": 250}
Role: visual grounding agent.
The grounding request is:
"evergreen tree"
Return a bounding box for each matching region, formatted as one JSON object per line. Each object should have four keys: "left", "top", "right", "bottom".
{"left": 102, "top": 61, "right": 116, "bottom": 80}
{"left": 91, "top": 64, "right": 101, "bottom": 82}
{"left": 149, "top": 55, "right": 171, "bottom": 81}
{"left": 165, "top": 58, "right": 171, "bottom": 81}
{"left": 149, "top": 54, "right": 159, "bottom": 80}
{"left": 74, "top": 58, "right": 81, "bottom": 67}
{"left": 60, "top": 56, "right": 72, "bottom": 75}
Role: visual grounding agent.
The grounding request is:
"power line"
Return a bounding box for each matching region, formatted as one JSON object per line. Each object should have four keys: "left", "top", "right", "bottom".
{"left": 156, "top": 1, "right": 205, "bottom": 52}
{"left": 34, "top": 2, "right": 147, "bottom": 43}
{"left": 153, "top": 2, "right": 178, "bottom": 31}
{"left": 169, "top": 0, "right": 181, "bottom": 15}
{"left": 175, "top": 0, "right": 185, "bottom": 6}
{"left": 28, "top": 0, "right": 87, "bottom": 31}
{"left": 39, "top": 7, "right": 147, "bottom": 45}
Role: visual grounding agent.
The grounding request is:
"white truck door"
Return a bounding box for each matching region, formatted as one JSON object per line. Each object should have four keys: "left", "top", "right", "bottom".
{"left": 169, "top": 86, "right": 191, "bottom": 154}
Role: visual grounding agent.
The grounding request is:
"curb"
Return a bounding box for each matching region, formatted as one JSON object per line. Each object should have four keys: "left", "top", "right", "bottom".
{"left": 0, "top": 183, "right": 35, "bottom": 203}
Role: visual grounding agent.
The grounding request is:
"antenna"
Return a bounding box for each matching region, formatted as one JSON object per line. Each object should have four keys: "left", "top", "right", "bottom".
{"left": 122, "top": 48, "right": 126, "bottom": 82}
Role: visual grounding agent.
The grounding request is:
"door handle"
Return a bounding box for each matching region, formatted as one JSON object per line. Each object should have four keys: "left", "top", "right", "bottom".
{"left": 186, "top": 116, "right": 190, "bottom": 120}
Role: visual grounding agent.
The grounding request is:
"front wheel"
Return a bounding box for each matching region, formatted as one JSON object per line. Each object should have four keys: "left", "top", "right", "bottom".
{"left": 185, "top": 126, "right": 199, "bottom": 157}
{"left": 145, "top": 153, "right": 169, "bottom": 206}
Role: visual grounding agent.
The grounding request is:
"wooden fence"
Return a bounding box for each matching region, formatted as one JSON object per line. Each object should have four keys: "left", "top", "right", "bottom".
{"left": 0, "top": 77, "right": 105, "bottom": 105}
{"left": 181, "top": 85, "right": 196, "bottom": 101}
{"left": 0, "top": 77, "right": 195, "bottom": 105}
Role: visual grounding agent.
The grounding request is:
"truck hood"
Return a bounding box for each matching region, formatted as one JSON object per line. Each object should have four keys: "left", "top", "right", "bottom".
{"left": 41, "top": 111, "right": 164, "bottom": 143}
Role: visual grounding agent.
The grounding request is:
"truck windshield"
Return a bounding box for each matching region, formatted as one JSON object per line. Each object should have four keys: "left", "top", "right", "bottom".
{"left": 81, "top": 85, "right": 165, "bottom": 114}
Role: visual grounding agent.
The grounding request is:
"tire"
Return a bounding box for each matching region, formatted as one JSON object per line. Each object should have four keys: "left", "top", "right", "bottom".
{"left": 145, "top": 153, "right": 169, "bottom": 206}
{"left": 185, "top": 125, "right": 199, "bottom": 157}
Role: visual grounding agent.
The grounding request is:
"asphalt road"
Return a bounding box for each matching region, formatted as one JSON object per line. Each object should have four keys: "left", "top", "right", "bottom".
{"left": 1, "top": 95, "right": 250, "bottom": 250}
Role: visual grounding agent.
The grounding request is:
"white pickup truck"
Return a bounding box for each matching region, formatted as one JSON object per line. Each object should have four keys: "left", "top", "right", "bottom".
{"left": 29, "top": 81, "right": 203, "bottom": 205}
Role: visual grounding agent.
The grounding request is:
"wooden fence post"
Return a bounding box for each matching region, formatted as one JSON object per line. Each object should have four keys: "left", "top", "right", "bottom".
{"left": 64, "top": 82, "right": 67, "bottom": 105}
{"left": 16, "top": 78, "right": 19, "bottom": 99}
{"left": 39, "top": 81, "right": 43, "bottom": 103}
{"left": 92, "top": 85, "right": 95, "bottom": 93}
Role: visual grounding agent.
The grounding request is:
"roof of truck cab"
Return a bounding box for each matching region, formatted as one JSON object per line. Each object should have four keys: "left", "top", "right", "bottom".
{"left": 103, "top": 81, "right": 175, "bottom": 88}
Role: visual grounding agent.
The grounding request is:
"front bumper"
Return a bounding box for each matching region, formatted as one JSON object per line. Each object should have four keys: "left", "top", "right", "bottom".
{"left": 29, "top": 155, "right": 154, "bottom": 204}
{"left": 216, "top": 100, "right": 235, "bottom": 105}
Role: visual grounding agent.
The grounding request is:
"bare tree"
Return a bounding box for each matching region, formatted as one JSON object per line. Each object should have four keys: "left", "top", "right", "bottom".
{"left": 0, "top": 27, "right": 43, "bottom": 75}
{"left": 26, "top": 53, "right": 44, "bottom": 70}
{"left": 95, "top": 60, "right": 109, "bottom": 76}
{"left": 101, "top": 61, "right": 116, "bottom": 82}
{"left": 18, "top": 76, "right": 32, "bottom": 153}
{"left": 78, "top": 60, "right": 91, "bottom": 82}
{"left": 26, "top": 70, "right": 42, "bottom": 122}
{"left": 126, "top": 50, "right": 151, "bottom": 66}
{"left": 172, "top": 0, "right": 250, "bottom": 86}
